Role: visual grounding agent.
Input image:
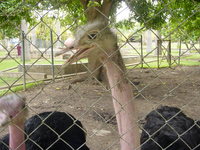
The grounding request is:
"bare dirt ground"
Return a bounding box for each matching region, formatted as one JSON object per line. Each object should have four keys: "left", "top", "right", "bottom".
{"left": 1, "top": 66, "right": 200, "bottom": 150}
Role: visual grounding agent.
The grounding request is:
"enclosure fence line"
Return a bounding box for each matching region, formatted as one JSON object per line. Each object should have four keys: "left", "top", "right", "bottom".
{"left": 0, "top": 0, "right": 200, "bottom": 150}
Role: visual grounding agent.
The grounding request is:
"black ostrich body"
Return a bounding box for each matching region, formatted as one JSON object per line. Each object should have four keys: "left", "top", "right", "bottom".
{"left": 0, "top": 111, "right": 89, "bottom": 150}
{"left": 141, "top": 106, "right": 200, "bottom": 150}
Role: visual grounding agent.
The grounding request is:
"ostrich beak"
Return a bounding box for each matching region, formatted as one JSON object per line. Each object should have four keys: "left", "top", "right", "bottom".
{"left": 62, "top": 45, "right": 94, "bottom": 68}
{"left": 54, "top": 37, "right": 94, "bottom": 67}
{"left": 54, "top": 37, "right": 75, "bottom": 57}
{"left": 54, "top": 47, "right": 74, "bottom": 57}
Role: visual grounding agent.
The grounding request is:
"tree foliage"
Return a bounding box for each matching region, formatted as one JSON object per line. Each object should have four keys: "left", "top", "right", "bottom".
{"left": 0, "top": 0, "right": 33, "bottom": 38}
{"left": 1, "top": 0, "right": 199, "bottom": 41}
{"left": 125, "top": 0, "right": 200, "bottom": 40}
{"left": 0, "top": 0, "right": 85, "bottom": 39}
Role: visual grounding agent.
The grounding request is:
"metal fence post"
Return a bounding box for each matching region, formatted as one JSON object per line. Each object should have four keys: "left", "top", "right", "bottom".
{"left": 178, "top": 39, "right": 181, "bottom": 65}
{"left": 140, "top": 35, "right": 144, "bottom": 68}
{"left": 21, "top": 31, "right": 26, "bottom": 90}
{"left": 50, "top": 30, "right": 55, "bottom": 81}
{"left": 168, "top": 40, "right": 171, "bottom": 68}
{"left": 157, "top": 40, "right": 161, "bottom": 68}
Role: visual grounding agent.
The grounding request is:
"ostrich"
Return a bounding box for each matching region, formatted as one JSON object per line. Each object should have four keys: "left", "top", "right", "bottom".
{"left": 0, "top": 94, "right": 89, "bottom": 150}
{"left": 58, "top": 21, "right": 140, "bottom": 150}
{"left": 140, "top": 106, "right": 200, "bottom": 150}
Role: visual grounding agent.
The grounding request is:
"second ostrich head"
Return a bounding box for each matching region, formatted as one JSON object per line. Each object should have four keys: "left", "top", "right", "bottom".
{"left": 0, "top": 94, "right": 27, "bottom": 126}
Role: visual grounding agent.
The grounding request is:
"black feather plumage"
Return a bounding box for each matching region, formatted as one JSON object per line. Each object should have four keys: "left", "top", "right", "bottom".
{"left": 141, "top": 106, "right": 200, "bottom": 150}
{"left": 0, "top": 111, "right": 89, "bottom": 150}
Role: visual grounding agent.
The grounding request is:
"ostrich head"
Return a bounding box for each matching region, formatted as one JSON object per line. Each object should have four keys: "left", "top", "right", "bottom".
{"left": 0, "top": 94, "right": 27, "bottom": 126}
{"left": 63, "top": 21, "right": 118, "bottom": 66}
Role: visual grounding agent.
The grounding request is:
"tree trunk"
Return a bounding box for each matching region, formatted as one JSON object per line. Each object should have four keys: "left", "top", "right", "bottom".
{"left": 155, "top": 31, "right": 162, "bottom": 55}
{"left": 30, "top": 27, "right": 36, "bottom": 52}
{"left": 146, "top": 30, "right": 152, "bottom": 53}
{"left": 21, "top": 19, "right": 30, "bottom": 61}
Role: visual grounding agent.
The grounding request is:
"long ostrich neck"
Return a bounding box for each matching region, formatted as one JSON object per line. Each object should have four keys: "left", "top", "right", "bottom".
{"left": 9, "top": 120, "right": 26, "bottom": 150}
{"left": 103, "top": 52, "right": 140, "bottom": 150}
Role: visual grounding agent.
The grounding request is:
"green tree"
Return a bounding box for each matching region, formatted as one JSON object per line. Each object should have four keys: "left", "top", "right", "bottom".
{"left": 1, "top": 0, "right": 199, "bottom": 40}
{"left": 126, "top": 0, "right": 200, "bottom": 40}
{"left": 1, "top": 0, "right": 199, "bottom": 80}
{"left": 0, "top": 0, "right": 33, "bottom": 39}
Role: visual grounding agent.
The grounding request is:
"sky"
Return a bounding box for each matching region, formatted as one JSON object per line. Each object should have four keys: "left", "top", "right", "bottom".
{"left": 116, "top": 2, "right": 131, "bottom": 22}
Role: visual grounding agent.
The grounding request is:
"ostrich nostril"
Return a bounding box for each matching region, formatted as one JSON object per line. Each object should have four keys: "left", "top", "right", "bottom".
{"left": 22, "top": 103, "right": 26, "bottom": 109}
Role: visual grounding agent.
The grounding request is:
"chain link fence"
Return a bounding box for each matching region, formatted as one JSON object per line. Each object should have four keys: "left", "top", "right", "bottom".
{"left": 0, "top": 0, "right": 200, "bottom": 150}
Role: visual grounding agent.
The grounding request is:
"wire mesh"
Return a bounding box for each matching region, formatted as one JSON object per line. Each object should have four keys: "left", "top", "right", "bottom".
{"left": 0, "top": 0, "right": 200, "bottom": 150}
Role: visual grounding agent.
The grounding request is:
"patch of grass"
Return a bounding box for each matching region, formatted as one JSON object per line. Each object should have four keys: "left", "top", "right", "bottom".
{"left": 171, "top": 50, "right": 180, "bottom": 56}
{"left": 0, "top": 59, "right": 21, "bottom": 71}
{"left": 0, "top": 77, "right": 21, "bottom": 87}
{"left": 127, "top": 59, "right": 200, "bottom": 69}
{"left": 0, "top": 81, "right": 43, "bottom": 96}
{"left": 180, "top": 60, "right": 200, "bottom": 66}
{"left": 182, "top": 54, "right": 200, "bottom": 60}
{"left": 0, "top": 58, "right": 88, "bottom": 71}
{"left": 0, "top": 50, "right": 6, "bottom": 56}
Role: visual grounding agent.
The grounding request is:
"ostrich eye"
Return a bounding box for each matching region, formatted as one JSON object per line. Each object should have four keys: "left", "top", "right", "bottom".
{"left": 88, "top": 33, "right": 97, "bottom": 40}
